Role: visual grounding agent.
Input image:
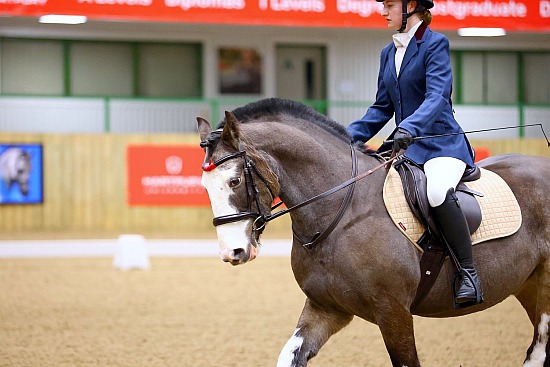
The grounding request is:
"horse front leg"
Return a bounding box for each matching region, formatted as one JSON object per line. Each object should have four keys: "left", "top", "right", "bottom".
{"left": 277, "top": 298, "right": 353, "bottom": 367}
{"left": 373, "top": 294, "right": 420, "bottom": 367}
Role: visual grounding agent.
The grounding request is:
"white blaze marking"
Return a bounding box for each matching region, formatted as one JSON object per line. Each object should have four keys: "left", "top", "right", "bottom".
{"left": 277, "top": 328, "right": 303, "bottom": 367}
{"left": 201, "top": 163, "right": 251, "bottom": 257}
{"left": 524, "top": 312, "right": 550, "bottom": 367}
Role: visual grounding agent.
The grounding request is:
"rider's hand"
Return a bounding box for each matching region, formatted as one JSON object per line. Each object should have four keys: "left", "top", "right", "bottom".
{"left": 393, "top": 128, "right": 414, "bottom": 152}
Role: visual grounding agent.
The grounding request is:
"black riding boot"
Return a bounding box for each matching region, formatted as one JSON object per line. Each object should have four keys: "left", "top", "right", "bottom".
{"left": 432, "top": 188, "right": 483, "bottom": 307}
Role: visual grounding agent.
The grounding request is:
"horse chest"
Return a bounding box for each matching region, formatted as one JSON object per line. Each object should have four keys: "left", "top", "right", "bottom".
{"left": 291, "top": 255, "right": 356, "bottom": 309}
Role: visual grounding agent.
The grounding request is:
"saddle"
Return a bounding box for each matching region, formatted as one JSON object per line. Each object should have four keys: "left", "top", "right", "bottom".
{"left": 387, "top": 157, "right": 521, "bottom": 310}
{"left": 393, "top": 157, "right": 483, "bottom": 242}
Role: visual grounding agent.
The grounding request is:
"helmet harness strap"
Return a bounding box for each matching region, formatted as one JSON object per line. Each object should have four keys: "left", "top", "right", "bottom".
{"left": 398, "top": 0, "right": 422, "bottom": 32}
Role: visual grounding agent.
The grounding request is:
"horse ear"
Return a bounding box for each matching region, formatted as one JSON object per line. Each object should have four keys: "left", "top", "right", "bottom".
{"left": 197, "top": 117, "right": 212, "bottom": 143}
{"left": 222, "top": 111, "right": 240, "bottom": 151}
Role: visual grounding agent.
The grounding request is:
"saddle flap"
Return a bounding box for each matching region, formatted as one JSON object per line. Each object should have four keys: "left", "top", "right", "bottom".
{"left": 393, "top": 159, "right": 430, "bottom": 228}
{"left": 456, "top": 183, "right": 482, "bottom": 234}
{"left": 393, "top": 159, "right": 439, "bottom": 237}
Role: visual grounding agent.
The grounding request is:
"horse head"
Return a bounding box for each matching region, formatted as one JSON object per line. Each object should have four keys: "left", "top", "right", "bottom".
{"left": 197, "top": 111, "right": 280, "bottom": 266}
{"left": 0, "top": 148, "right": 32, "bottom": 196}
{"left": 15, "top": 151, "right": 31, "bottom": 196}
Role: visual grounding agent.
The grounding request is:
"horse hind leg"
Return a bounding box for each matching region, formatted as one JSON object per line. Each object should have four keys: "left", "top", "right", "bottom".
{"left": 277, "top": 298, "right": 353, "bottom": 367}
{"left": 523, "top": 313, "right": 550, "bottom": 367}
{"left": 521, "top": 260, "right": 550, "bottom": 367}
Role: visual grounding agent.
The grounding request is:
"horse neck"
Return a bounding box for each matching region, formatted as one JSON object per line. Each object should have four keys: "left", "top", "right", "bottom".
{"left": 245, "top": 121, "right": 380, "bottom": 210}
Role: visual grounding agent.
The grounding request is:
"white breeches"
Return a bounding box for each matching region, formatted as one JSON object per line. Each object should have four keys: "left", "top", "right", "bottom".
{"left": 424, "top": 157, "right": 467, "bottom": 207}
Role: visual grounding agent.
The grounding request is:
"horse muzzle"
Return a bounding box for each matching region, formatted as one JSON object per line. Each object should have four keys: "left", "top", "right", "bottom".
{"left": 18, "top": 183, "right": 29, "bottom": 196}
{"left": 220, "top": 243, "right": 258, "bottom": 266}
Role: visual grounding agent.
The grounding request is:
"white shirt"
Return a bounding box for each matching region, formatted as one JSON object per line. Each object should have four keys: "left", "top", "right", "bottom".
{"left": 392, "top": 20, "right": 423, "bottom": 77}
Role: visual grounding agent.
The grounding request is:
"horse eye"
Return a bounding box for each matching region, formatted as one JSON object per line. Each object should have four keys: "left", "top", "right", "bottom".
{"left": 228, "top": 177, "right": 241, "bottom": 188}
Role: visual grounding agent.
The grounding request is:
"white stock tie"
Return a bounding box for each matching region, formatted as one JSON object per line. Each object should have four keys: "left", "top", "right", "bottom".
{"left": 392, "top": 33, "right": 408, "bottom": 77}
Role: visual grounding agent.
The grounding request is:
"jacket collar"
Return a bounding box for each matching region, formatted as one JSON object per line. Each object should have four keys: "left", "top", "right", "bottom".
{"left": 415, "top": 21, "right": 428, "bottom": 42}
{"left": 391, "top": 22, "right": 429, "bottom": 79}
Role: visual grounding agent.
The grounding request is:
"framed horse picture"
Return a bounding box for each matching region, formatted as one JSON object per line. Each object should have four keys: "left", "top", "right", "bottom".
{"left": 218, "top": 47, "right": 262, "bottom": 94}
{"left": 0, "top": 143, "right": 43, "bottom": 205}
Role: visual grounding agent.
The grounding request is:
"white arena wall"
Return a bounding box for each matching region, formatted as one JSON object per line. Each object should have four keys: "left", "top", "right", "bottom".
{"left": 0, "top": 95, "right": 548, "bottom": 139}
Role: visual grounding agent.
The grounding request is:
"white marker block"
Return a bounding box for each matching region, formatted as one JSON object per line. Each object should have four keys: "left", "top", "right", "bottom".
{"left": 113, "top": 234, "right": 150, "bottom": 270}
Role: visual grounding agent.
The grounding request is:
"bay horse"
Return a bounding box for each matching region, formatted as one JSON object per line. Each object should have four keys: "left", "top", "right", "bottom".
{"left": 197, "top": 98, "right": 550, "bottom": 367}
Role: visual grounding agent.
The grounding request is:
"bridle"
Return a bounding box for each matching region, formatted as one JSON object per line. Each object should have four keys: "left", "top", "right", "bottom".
{"left": 201, "top": 141, "right": 400, "bottom": 249}
{"left": 202, "top": 149, "right": 278, "bottom": 234}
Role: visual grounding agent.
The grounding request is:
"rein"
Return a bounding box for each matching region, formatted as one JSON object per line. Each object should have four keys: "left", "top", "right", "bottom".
{"left": 288, "top": 145, "right": 358, "bottom": 249}
{"left": 203, "top": 143, "right": 402, "bottom": 249}
{"left": 266, "top": 149, "right": 400, "bottom": 221}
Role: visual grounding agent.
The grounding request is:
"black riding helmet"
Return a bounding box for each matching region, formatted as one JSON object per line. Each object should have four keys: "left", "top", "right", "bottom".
{"left": 377, "top": 0, "right": 434, "bottom": 32}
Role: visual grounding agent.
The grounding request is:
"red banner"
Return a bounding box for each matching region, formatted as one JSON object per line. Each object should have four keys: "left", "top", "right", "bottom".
{"left": 126, "top": 145, "right": 210, "bottom": 206}
{"left": 1, "top": 0, "right": 549, "bottom": 32}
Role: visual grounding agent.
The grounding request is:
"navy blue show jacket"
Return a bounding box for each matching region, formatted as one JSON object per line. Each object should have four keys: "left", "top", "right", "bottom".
{"left": 347, "top": 23, "right": 475, "bottom": 168}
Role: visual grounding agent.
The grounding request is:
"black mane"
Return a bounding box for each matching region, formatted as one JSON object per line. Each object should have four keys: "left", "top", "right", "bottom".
{"left": 217, "top": 98, "right": 352, "bottom": 143}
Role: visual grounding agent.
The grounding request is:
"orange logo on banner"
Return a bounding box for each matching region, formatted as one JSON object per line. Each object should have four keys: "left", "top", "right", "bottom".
{"left": 127, "top": 145, "right": 210, "bottom": 206}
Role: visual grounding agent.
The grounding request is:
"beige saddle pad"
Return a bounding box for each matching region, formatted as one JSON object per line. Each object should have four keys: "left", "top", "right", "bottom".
{"left": 383, "top": 166, "right": 522, "bottom": 250}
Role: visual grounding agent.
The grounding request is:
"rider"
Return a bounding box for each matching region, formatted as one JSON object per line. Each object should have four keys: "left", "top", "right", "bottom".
{"left": 347, "top": 0, "right": 483, "bottom": 307}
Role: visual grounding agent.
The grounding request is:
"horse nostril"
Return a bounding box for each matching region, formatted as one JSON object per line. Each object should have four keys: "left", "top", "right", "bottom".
{"left": 232, "top": 248, "right": 245, "bottom": 258}
{"left": 220, "top": 248, "right": 248, "bottom": 264}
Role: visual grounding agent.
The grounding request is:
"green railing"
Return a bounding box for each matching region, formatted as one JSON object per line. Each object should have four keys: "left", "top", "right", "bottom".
{"left": 1, "top": 95, "right": 549, "bottom": 137}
